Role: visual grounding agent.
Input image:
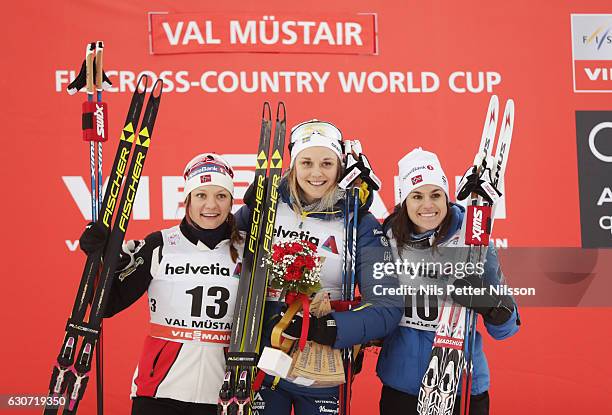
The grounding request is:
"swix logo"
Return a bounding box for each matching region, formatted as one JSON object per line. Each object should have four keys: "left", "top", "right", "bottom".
{"left": 472, "top": 209, "right": 484, "bottom": 242}
{"left": 102, "top": 147, "right": 129, "bottom": 227}
{"left": 411, "top": 175, "right": 423, "bottom": 185}
{"left": 94, "top": 104, "right": 105, "bottom": 138}
{"left": 465, "top": 205, "right": 491, "bottom": 245}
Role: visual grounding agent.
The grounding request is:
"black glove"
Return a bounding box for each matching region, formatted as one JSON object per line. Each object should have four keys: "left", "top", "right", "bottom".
{"left": 451, "top": 275, "right": 515, "bottom": 326}
{"left": 283, "top": 312, "right": 337, "bottom": 346}
{"left": 79, "top": 221, "right": 109, "bottom": 255}
{"left": 243, "top": 177, "right": 268, "bottom": 209}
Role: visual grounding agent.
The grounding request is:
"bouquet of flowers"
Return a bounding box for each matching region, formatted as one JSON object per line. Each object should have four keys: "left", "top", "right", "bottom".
{"left": 264, "top": 239, "right": 323, "bottom": 298}
{"left": 258, "top": 239, "right": 345, "bottom": 386}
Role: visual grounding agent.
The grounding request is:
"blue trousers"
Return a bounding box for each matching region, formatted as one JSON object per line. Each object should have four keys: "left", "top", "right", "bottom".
{"left": 252, "top": 384, "right": 339, "bottom": 415}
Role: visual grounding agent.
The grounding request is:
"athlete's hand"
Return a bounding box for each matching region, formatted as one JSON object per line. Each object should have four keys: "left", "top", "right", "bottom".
{"left": 242, "top": 177, "right": 269, "bottom": 209}
{"left": 283, "top": 311, "right": 337, "bottom": 346}
{"left": 79, "top": 221, "right": 109, "bottom": 255}
{"left": 451, "top": 275, "right": 515, "bottom": 325}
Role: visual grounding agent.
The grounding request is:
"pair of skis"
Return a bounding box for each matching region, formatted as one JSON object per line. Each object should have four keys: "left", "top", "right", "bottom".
{"left": 44, "top": 75, "right": 163, "bottom": 415}
{"left": 66, "top": 41, "right": 111, "bottom": 415}
{"left": 417, "top": 95, "right": 515, "bottom": 415}
{"left": 338, "top": 185, "right": 359, "bottom": 415}
{"left": 219, "top": 102, "right": 286, "bottom": 415}
{"left": 336, "top": 140, "right": 365, "bottom": 415}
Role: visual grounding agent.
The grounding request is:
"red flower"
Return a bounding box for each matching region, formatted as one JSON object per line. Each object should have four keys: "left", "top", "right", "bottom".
{"left": 294, "top": 256, "right": 306, "bottom": 269}
{"left": 304, "top": 240, "right": 318, "bottom": 252}
{"left": 286, "top": 242, "right": 302, "bottom": 254}
{"left": 285, "top": 264, "right": 302, "bottom": 281}
{"left": 272, "top": 248, "right": 285, "bottom": 262}
{"left": 302, "top": 255, "right": 316, "bottom": 270}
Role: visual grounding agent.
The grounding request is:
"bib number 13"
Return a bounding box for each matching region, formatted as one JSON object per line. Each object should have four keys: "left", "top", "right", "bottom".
{"left": 185, "top": 286, "right": 230, "bottom": 319}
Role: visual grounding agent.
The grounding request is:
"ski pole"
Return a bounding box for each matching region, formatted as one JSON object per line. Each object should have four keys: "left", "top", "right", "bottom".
{"left": 94, "top": 40, "right": 105, "bottom": 415}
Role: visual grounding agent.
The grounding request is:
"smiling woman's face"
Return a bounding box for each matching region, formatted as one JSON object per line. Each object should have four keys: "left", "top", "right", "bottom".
{"left": 405, "top": 185, "right": 448, "bottom": 233}
{"left": 188, "top": 185, "right": 232, "bottom": 229}
{"left": 294, "top": 146, "right": 340, "bottom": 203}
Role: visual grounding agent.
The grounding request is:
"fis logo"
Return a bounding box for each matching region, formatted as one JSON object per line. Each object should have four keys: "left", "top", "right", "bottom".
{"left": 321, "top": 236, "right": 339, "bottom": 254}
{"left": 582, "top": 26, "right": 612, "bottom": 50}
{"left": 411, "top": 175, "right": 423, "bottom": 185}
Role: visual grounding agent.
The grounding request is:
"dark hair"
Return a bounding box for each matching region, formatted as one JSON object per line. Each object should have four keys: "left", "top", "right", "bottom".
{"left": 184, "top": 196, "right": 244, "bottom": 263}
{"left": 384, "top": 198, "right": 453, "bottom": 250}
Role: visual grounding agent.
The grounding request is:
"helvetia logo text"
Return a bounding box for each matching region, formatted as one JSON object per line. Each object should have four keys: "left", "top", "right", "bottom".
{"left": 165, "top": 262, "right": 231, "bottom": 276}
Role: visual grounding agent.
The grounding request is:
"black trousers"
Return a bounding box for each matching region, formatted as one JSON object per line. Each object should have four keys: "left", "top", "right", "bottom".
{"left": 132, "top": 397, "right": 217, "bottom": 415}
{"left": 379, "top": 385, "right": 489, "bottom": 415}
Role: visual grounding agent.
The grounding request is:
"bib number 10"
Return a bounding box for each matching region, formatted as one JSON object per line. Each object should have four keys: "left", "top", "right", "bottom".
{"left": 185, "top": 286, "right": 230, "bottom": 319}
{"left": 405, "top": 294, "right": 439, "bottom": 321}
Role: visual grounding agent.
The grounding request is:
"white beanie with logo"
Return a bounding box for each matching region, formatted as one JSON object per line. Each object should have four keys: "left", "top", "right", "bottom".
{"left": 397, "top": 148, "right": 449, "bottom": 202}
{"left": 289, "top": 119, "right": 344, "bottom": 167}
{"left": 183, "top": 153, "right": 235, "bottom": 198}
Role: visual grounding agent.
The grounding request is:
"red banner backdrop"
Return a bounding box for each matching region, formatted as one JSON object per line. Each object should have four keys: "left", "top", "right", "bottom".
{"left": 1, "top": 1, "right": 611, "bottom": 414}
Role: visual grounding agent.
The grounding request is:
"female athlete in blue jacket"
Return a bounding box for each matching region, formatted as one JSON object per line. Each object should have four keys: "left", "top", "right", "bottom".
{"left": 235, "top": 119, "right": 402, "bottom": 415}
{"left": 377, "top": 148, "right": 520, "bottom": 415}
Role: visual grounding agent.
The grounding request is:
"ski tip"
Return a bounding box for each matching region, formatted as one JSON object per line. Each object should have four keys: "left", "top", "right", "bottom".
{"left": 151, "top": 79, "right": 164, "bottom": 97}
{"left": 87, "top": 42, "right": 96, "bottom": 53}
{"left": 262, "top": 101, "right": 272, "bottom": 120}
{"left": 276, "top": 101, "right": 286, "bottom": 121}
{"left": 136, "top": 74, "right": 150, "bottom": 93}
{"left": 97, "top": 40, "right": 104, "bottom": 48}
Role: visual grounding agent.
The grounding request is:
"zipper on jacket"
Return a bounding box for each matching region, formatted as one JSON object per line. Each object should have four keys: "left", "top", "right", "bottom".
{"left": 150, "top": 343, "right": 168, "bottom": 376}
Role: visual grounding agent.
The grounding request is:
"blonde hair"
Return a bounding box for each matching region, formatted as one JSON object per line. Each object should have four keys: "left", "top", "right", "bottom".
{"left": 184, "top": 195, "right": 243, "bottom": 263}
{"left": 286, "top": 161, "right": 343, "bottom": 214}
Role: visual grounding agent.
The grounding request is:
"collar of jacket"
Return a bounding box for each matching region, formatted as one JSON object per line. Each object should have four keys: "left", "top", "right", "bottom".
{"left": 277, "top": 177, "right": 374, "bottom": 221}
{"left": 179, "top": 217, "right": 231, "bottom": 249}
{"left": 385, "top": 202, "right": 465, "bottom": 246}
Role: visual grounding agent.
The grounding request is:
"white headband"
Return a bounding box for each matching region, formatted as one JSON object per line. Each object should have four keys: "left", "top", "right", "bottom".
{"left": 289, "top": 120, "right": 343, "bottom": 167}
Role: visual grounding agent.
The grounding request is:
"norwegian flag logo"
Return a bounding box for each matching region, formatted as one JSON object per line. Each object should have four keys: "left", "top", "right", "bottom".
{"left": 200, "top": 175, "right": 211, "bottom": 183}
{"left": 411, "top": 175, "right": 423, "bottom": 185}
